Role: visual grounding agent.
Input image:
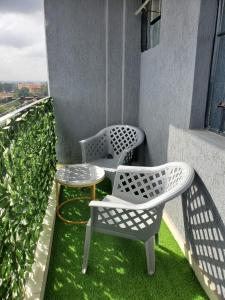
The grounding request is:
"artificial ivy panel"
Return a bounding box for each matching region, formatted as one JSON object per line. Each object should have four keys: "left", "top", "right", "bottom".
{"left": 0, "top": 98, "right": 56, "bottom": 299}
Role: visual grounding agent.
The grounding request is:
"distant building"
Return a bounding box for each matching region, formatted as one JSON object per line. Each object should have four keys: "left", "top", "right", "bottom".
{"left": 17, "top": 82, "right": 43, "bottom": 94}
{"left": 0, "top": 92, "right": 14, "bottom": 101}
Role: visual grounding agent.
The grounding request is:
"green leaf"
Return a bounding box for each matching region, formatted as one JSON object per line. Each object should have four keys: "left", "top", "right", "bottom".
{"left": 0, "top": 97, "right": 56, "bottom": 299}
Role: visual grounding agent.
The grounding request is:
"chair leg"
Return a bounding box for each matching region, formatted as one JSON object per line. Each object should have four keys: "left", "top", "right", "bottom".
{"left": 145, "top": 236, "right": 155, "bottom": 275}
{"left": 82, "top": 220, "right": 92, "bottom": 274}
{"left": 105, "top": 171, "right": 115, "bottom": 186}
{"left": 155, "top": 233, "right": 159, "bottom": 246}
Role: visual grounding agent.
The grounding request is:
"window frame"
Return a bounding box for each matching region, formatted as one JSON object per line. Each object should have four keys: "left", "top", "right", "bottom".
{"left": 141, "top": 0, "right": 162, "bottom": 52}
{"left": 205, "top": 0, "right": 225, "bottom": 135}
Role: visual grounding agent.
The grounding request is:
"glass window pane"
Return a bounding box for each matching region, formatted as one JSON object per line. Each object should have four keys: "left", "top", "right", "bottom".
{"left": 141, "top": 0, "right": 161, "bottom": 51}
{"left": 207, "top": 1, "right": 225, "bottom": 133}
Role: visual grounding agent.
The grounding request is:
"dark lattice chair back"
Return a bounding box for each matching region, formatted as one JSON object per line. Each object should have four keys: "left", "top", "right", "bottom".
{"left": 109, "top": 126, "right": 138, "bottom": 157}
{"left": 113, "top": 169, "right": 166, "bottom": 204}
{"left": 113, "top": 165, "right": 187, "bottom": 204}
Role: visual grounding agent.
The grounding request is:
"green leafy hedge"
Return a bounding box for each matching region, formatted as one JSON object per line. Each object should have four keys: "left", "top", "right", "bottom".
{"left": 0, "top": 98, "right": 56, "bottom": 299}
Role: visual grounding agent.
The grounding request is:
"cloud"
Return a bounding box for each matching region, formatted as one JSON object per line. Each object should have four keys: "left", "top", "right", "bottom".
{"left": 0, "top": 43, "right": 48, "bottom": 81}
{"left": 0, "top": 0, "right": 42, "bottom": 14}
{"left": 0, "top": 12, "right": 44, "bottom": 49}
{"left": 0, "top": 31, "right": 35, "bottom": 48}
{"left": 25, "top": 43, "right": 46, "bottom": 58}
{"left": 0, "top": 0, "right": 47, "bottom": 81}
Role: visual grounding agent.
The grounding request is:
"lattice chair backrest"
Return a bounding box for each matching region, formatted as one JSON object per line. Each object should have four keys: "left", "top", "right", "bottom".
{"left": 108, "top": 125, "right": 139, "bottom": 157}
{"left": 113, "top": 168, "right": 167, "bottom": 204}
{"left": 164, "top": 165, "right": 184, "bottom": 192}
{"left": 112, "top": 163, "right": 194, "bottom": 207}
{"left": 85, "top": 129, "right": 108, "bottom": 161}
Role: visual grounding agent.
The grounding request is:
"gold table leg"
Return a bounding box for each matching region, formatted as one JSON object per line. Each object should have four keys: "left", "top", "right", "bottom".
{"left": 55, "top": 181, "right": 61, "bottom": 206}
{"left": 57, "top": 197, "right": 89, "bottom": 225}
{"left": 56, "top": 183, "right": 97, "bottom": 225}
{"left": 91, "top": 184, "right": 96, "bottom": 200}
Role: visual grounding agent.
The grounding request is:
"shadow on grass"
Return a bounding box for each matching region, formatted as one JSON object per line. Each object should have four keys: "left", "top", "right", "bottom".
{"left": 44, "top": 179, "right": 207, "bottom": 300}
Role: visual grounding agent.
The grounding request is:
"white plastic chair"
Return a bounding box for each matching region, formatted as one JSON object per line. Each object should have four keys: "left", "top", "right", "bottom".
{"left": 82, "top": 162, "right": 194, "bottom": 275}
{"left": 79, "top": 125, "right": 145, "bottom": 182}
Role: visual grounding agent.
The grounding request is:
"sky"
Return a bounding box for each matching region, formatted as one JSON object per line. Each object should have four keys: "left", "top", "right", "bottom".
{"left": 0, "top": 0, "right": 47, "bottom": 82}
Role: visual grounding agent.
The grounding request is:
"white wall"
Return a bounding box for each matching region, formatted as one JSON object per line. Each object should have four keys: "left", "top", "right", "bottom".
{"left": 138, "top": 0, "right": 225, "bottom": 297}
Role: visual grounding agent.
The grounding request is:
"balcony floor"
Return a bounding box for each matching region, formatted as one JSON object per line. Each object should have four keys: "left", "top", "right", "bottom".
{"left": 44, "top": 180, "right": 207, "bottom": 300}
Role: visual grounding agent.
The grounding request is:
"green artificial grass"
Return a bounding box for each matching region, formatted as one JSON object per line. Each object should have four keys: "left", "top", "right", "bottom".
{"left": 44, "top": 179, "right": 207, "bottom": 300}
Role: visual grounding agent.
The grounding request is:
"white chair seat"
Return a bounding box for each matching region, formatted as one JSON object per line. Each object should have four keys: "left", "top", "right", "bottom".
{"left": 90, "top": 158, "right": 117, "bottom": 171}
{"left": 89, "top": 159, "right": 118, "bottom": 183}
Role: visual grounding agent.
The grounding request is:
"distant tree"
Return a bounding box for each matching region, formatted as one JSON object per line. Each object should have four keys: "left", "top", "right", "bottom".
{"left": 2, "top": 83, "right": 16, "bottom": 92}
{"left": 0, "top": 82, "right": 17, "bottom": 92}
{"left": 15, "top": 87, "right": 30, "bottom": 98}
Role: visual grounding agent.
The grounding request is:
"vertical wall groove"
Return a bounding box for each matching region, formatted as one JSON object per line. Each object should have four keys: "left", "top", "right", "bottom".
{"left": 121, "top": 0, "right": 126, "bottom": 124}
{"left": 105, "top": 0, "right": 109, "bottom": 126}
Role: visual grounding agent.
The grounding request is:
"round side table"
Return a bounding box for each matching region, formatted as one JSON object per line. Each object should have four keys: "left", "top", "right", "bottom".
{"left": 55, "top": 164, "right": 105, "bottom": 224}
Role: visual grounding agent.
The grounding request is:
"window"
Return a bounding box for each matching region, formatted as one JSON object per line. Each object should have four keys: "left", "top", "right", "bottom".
{"left": 206, "top": 0, "right": 225, "bottom": 134}
{"left": 140, "top": 0, "right": 161, "bottom": 52}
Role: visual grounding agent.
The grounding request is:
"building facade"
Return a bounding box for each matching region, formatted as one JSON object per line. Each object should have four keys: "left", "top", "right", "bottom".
{"left": 18, "top": 82, "right": 43, "bottom": 94}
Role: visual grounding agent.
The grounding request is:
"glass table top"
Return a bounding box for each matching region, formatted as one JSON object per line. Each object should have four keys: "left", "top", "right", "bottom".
{"left": 56, "top": 164, "right": 105, "bottom": 187}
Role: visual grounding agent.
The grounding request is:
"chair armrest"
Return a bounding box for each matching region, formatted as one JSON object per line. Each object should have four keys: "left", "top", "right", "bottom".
{"left": 79, "top": 133, "right": 101, "bottom": 145}
{"left": 117, "top": 148, "right": 135, "bottom": 165}
{"left": 89, "top": 200, "right": 136, "bottom": 210}
{"left": 79, "top": 130, "right": 107, "bottom": 163}
{"left": 79, "top": 136, "right": 98, "bottom": 163}
{"left": 89, "top": 197, "right": 164, "bottom": 211}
